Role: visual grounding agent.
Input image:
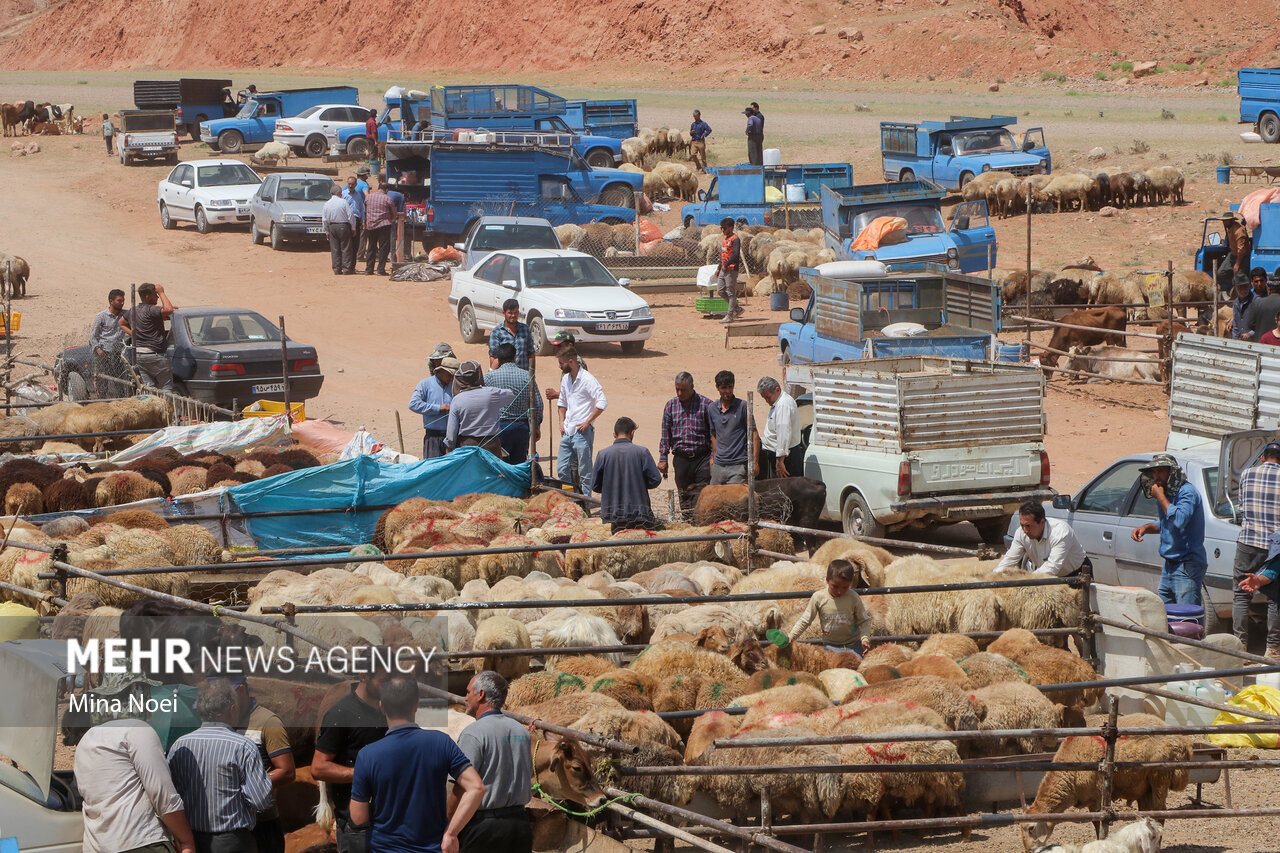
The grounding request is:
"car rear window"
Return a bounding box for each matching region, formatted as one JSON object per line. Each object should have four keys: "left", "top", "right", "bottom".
{"left": 472, "top": 224, "right": 559, "bottom": 252}
{"left": 185, "top": 313, "right": 281, "bottom": 346}
{"left": 276, "top": 179, "right": 333, "bottom": 202}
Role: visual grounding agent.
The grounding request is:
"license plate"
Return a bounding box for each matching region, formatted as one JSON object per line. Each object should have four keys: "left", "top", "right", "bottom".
{"left": 596, "top": 322, "right": 628, "bottom": 331}
{"left": 305, "top": 226, "right": 324, "bottom": 234}
{"left": 237, "top": 206, "right": 250, "bottom": 215}
{"left": 252, "top": 383, "right": 286, "bottom": 393}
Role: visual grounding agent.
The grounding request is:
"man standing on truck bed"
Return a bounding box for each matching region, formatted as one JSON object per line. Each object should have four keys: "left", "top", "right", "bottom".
{"left": 709, "top": 370, "right": 750, "bottom": 485}
{"left": 1232, "top": 442, "right": 1280, "bottom": 658}
{"left": 744, "top": 106, "right": 764, "bottom": 167}
{"left": 715, "top": 218, "right": 744, "bottom": 322}
{"left": 689, "top": 110, "right": 712, "bottom": 172}
{"left": 658, "top": 372, "right": 714, "bottom": 519}
{"left": 1131, "top": 453, "right": 1208, "bottom": 608}
{"left": 119, "top": 282, "right": 175, "bottom": 392}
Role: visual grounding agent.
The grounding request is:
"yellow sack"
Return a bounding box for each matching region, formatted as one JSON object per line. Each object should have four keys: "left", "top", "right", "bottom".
{"left": 764, "top": 185, "right": 784, "bottom": 203}
{"left": 1207, "top": 684, "right": 1280, "bottom": 748}
{"left": 0, "top": 601, "right": 39, "bottom": 641}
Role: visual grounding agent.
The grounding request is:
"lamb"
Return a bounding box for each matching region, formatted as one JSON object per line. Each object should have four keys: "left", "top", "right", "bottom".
{"left": 587, "top": 669, "right": 658, "bottom": 711}
{"left": 844, "top": 675, "right": 984, "bottom": 731}
{"left": 897, "top": 654, "right": 973, "bottom": 688}
{"left": 972, "top": 681, "right": 1062, "bottom": 755}
{"left": 1020, "top": 714, "right": 1191, "bottom": 850}
{"left": 251, "top": 141, "right": 292, "bottom": 165}
{"left": 570, "top": 706, "right": 683, "bottom": 752}
{"left": 916, "top": 633, "right": 980, "bottom": 661}
{"left": 734, "top": 684, "right": 833, "bottom": 727}
{"left": 988, "top": 628, "right": 1101, "bottom": 725}
{"left": 506, "top": 671, "right": 589, "bottom": 707}
{"left": 471, "top": 615, "right": 531, "bottom": 680}
{"left": 629, "top": 639, "right": 749, "bottom": 686}
{"left": 511, "top": 691, "right": 623, "bottom": 727}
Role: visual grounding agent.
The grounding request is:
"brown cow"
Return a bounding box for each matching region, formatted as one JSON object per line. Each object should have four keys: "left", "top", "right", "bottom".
{"left": 1041, "top": 306, "right": 1127, "bottom": 368}
{"left": 0, "top": 103, "right": 17, "bottom": 137}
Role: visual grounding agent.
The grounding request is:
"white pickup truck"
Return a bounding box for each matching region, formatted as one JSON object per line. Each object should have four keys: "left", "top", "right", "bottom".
{"left": 787, "top": 356, "right": 1054, "bottom": 543}
{"left": 118, "top": 109, "right": 180, "bottom": 166}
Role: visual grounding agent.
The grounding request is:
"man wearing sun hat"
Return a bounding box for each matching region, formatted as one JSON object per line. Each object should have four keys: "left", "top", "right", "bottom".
{"left": 409, "top": 355, "right": 458, "bottom": 458}
{"left": 1233, "top": 441, "right": 1280, "bottom": 657}
{"left": 1131, "top": 452, "right": 1207, "bottom": 607}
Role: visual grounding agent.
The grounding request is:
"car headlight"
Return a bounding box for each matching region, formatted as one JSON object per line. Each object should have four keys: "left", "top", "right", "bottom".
{"left": 632, "top": 305, "right": 651, "bottom": 319}
{"left": 281, "top": 214, "right": 302, "bottom": 223}
{"left": 211, "top": 199, "right": 234, "bottom": 208}
{"left": 554, "top": 309, "right": 589, "bottom": 320}
{"left": 1036, "top": 161, "right": 1047, "bottom": 174}
{"left": 946, "top": 247, "right": 960, "bottom": 269}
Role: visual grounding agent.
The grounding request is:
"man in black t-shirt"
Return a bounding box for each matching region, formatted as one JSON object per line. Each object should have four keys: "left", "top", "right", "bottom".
{"left": 118, "top": 282, "right": 176, "bottom": 392}
{"left": 312, "top": 670, "right": 390, "bottom": 853}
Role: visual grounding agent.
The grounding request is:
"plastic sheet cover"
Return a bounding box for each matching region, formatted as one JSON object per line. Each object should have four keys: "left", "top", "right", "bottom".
{"left": 226, "top": 447, "right": 532, "bottom": 550}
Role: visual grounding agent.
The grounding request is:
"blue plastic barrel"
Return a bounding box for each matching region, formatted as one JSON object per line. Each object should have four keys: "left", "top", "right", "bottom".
{"left": 995, "top": 342, "right": 1027, "bottom": 362}
{"left": 1217, "top": 166, "right": 1231, "bottom": 184}
{"left": 770, "top": 291, "right": 789, "bottom": 312}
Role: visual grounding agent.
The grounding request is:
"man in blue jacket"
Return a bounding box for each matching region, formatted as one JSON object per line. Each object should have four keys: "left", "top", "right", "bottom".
{"left": 1131, "top": 453, "right": 1208, "bottom": 607}
{"left": 592, "top": 416, "right": 662, "bottom": 533}
{"left": 689, "top": 110, "right": 712, "bottom": 172}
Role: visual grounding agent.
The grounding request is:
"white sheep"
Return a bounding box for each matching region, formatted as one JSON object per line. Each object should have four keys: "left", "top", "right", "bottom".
{"left": 1146, "top": 166, "right": 1184, "bottom": 205}
{"left": 252, "top": 141, "right": 292, "bottom": 165}
{"left": 1041, "top": 173, "right": 1094, "bottom": 213}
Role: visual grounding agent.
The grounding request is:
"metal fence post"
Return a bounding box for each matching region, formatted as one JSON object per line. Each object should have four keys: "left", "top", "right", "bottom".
{"left": 746, "top": 390, "right": 758, "bottom": 574}
{"left": 1099, "top": 702, "right": 1120, "bottom": 839}
{"left": 1211, "top": 258, "right": 1221, "bottom": 335}
{"left": 278, "top": 315, "right": 292, "bottom": 423}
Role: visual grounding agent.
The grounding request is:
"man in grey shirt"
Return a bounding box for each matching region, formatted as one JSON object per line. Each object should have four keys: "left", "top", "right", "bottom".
{"left": 453, "top": 671, "right": 532, "bottom": 853}
{"left": 119, "top": 282, "right": 176, "bottom": 392}
{"left": 445, "top": 361, "right": 515, "bottom": 456}
{"left": 90, "top": 288, "right": 128, "bottom": 396}
{"left": 708, "top": 369, "right": 751, "bottom": 484}
{"left": 1244, "top": 270, "right": 1280, "bottom": 341}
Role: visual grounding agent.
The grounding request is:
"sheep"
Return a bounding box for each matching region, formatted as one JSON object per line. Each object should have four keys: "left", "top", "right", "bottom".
{"left": 506, "top": 671, "right": 589, "bottom": 707}
{"left": 962, "top": 170, "right": 1014, "bottom": 202}
{"left": 845, "top": 675, "right": 984, "bottom": 732}
{"left": 649, "top": 604, "right": 755, "bottom": 647}
{"left": 817, "top": 668, "right": 868, "bottom": 702}
{"left": 1146, "top": 165, "right": 1184, "bottom": 204}
{"left": 897, "top": 654, "right": 973, "bottom": 688}
{"left": 988, "top": 628, "right": 1101, "bottom": 725}
{"left": 698, "top": 727, "right": 847, "bottom": 825}
{"left": 51, "top": 591, "right": 103, "bottom": 640}
{"left": 0, "top": 417, "right": 41, "bottom": 453}
{"left": 251, "top": 141, "right": 292, "bottom": 165}
{"left": 859, "top": 643, "right": 914, "bottom": 670}
{"left": 764, "top": 639, "right": 861, "bottom": 675}
{"left": 1128, "top": 171, "right": 1153, "bottom": 206}
{"left": 629, "top": 639, "right": 749, "bottom": 686}
{"left": 58, "top": 396, "right": 171, "bottom": 451}
{"left": 1042, "top": 173, "right": 1094, "bottom": 213}
{"left": 159, "top": 524, "right": 221, "bottom": 567}
{"left": 972, "top": 681, "right": 1062, "bottom": 755}
{"left": 471, "top": 615, "right": 531, "bottom": 680}
{"left": 64, "top": 561, "right": 190, "bottom": 608}
{"left": 1020, "top": 714, "right": 1191, "bottom": 850}
{"left": 511, "top": 691, "right": 623, "bottom": 727}
{"left": 557, "top": 654, "right": 622, "bottom": 680}
{"left": 588, "top": 669, "right": 658, "bottom": 711}
{"left": 989, "top": 177, "right": 1026, "bottom": 218}
{"left": 1085, "top": 271, "right": 1144, "bottom": 310}
{"left": 1001, "top": 269, "right": 1054, "bottom": 303}
{"left": 94, "top": 471, "right": 166, "bottom": 507}
{"left": 685, "top": 709, "right": 740, "bottom": 762}
{"left": 543, "top": 612, "right": 622, "bottom": 668}
{"left": 5, "top": 482, "right": 42, "bottom": 515}
{"left": 80, "top": 605, "right": 123, "bottom": 646}
{"left": 1108, "top": 173, "right": 1136, "bottom": 208}
{"left": 41, "top": 514, "right": 89, "bottom": 539}
{"left": 959, "top": 651, "right": 1029, "bottom": 687}
{"left": 570, "top": 706, "right": 683, "bottom": 752}
{"left": 40, "top": 478, "right": 89, "bottom": 513}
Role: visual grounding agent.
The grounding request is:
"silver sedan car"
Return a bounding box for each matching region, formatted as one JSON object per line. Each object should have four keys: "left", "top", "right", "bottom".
{"left": 1035, "top": 431, "right": 1280, "bottom": 636}
{"left": 248, "top": 172, "right": 336, "bottom": 250}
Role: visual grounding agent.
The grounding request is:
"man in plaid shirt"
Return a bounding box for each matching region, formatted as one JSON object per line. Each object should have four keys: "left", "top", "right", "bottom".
{"left": 1235, "top": 441, "right": 1280, "bottom": 655}
{"left": 490, "top": 298, "right": 536, "bottom": 371}
{"left": 657, "top": 372, "right": 713, "bottom": 519}
{"left": 362, "top": 179, "right": 397, "bottom": 276}
{"left": 485, "top": 342, "right": 543, "bottom": 464}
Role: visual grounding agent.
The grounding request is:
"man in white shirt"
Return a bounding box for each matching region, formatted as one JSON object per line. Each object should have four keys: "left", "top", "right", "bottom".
{"left": 994, "top": 501, "right": 1091, "bottom": 577}
{"left": 545, "top": 346, "right": 607, "bottom": 497}
{"left": 321, "top": 185, "right": 356, "bottom": 276}
{"left": 757, "top": 376, "right": 803, "bottom": 479}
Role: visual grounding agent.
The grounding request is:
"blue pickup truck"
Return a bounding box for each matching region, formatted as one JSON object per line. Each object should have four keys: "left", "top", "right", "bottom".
{"left": 1239, "top": 68, "right": 1280, "bottom": 143}
{"left": 880, "top": 116, "right": 1050, "bottom": 190}
{"left": 202, "top": 86, "right": 359, "bottom": 154}
{"left": 821, "top": 181, "right": 996, "bottom": 274}
{"left": 384, "top": 132, "right": 643, "bottom": 249}
{"left": 680, "top": 163, "right": 852, "bottom": 228}
{"left": 778, "top": 263, "right": 1003, "bottom": 368}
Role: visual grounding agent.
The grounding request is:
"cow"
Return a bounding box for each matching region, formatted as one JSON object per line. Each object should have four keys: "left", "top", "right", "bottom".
{"left": 0, "top": 103, "right": 17, "bottom": 137}
{"left": 1041, "top": 306, "right": 1127, "bottom": 368}
{"left": 1062, "top": 345, "right": 1160, "bottom": 383}
{"left": 692, "top": 476, "right": 828, "bottom": 551}
{"left": 29, "top": 121, "right": 60, "bottom": 136}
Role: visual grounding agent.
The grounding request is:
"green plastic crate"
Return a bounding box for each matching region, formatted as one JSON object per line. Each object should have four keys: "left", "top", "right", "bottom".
{"left": 696, "top": 297, "right": 729, "bottom": 313}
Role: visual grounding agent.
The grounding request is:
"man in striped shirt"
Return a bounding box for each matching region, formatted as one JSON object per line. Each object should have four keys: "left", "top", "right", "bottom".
{"left": 167, "top": 680, "right": 273, "bottom": 853}
{"left": 657, "top": 372, "right": 713, "bottom": 520}
{"left": 1235, "top": 442, "right": 1280, "bottom": 656}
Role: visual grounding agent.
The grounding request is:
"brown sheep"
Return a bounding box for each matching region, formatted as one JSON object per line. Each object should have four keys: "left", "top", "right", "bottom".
{"left": 43, "top": 478, "right": 93, "bottom": 512}
{"left": 897, "top": 654, "right": 973, "bottom": 689}
{"left": 5, "top": 482, "right": 43, "bottom": 515}
{"left": 94, "top": 472, "right": 165, "bottom": 507}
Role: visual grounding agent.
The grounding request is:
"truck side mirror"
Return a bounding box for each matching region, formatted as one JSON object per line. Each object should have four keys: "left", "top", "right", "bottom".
{"left": 1051, "top": 494, "right": 1073, "bottom": 510}
{"left": 1022, "top": 138, "right": 1035, "bottom": 151}
{"left": 953, "top": 214, "right": 970, "bottom": 231}
{"left": 697, "top": 190, "right": 707, "bottom": 201}
{"left": 790, "top": 307, "right": 806, "bottom": 323}
{"left": 618, "top": 278, "right": 631, "bottom": 287}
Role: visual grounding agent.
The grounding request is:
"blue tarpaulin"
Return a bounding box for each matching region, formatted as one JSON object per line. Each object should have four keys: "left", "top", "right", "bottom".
{"left": 226, "top": 448, "right": 532, "bottom": 550}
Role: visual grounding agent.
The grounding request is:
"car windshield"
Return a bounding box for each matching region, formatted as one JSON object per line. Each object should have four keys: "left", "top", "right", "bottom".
{"left": 276, "top": 178, "right": 333, "bottom": 202}
{"left": 197, "top": 164, "right": 261, "bottom": 187}
{"left": 294, "top": 106, "right": 323, "bottom": 119}
{"left": 185, "top": 312, "right": 282, "bottom": 346}
{"left": 851, "top": 204, "right": 945, "bottom": 236}
{"left": 472, "top": 224, "right": 559, "bottom": 252}
{"left": 522, "top": 256, "right": 617, "bottom": 287}
{"left": 955, "top": 130, "right": 1016, "bottom": 154}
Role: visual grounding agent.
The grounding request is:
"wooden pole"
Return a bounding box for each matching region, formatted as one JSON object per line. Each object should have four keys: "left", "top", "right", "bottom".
{"left": 394, "top": 410, "right": 405, "bottom": 455}
{"left": 1165, "top": 260, "right": 1175, "bottom": 388}
{"left": 1099, "top": 702, "right": 1120, "bottom": 839}
{"left": 746, "top": 389, "right": 758, "bottom": 574}
{"left": 278, "top": 315, "right": 292, "bottom": 423}
{"left": 527, "top": 361, "right": 537, "bottom": 478}
{"left": 1212, "top": 258, "right": 1221, "bottom": 335}
{"left": 634, "top": 186, "right": 641, "bottom": 255}
{"left": 1025, "top": 182, "right": 1032, "bottom": 346}
{"left": 2, "top": 261, "right": 10, "bottom": 413}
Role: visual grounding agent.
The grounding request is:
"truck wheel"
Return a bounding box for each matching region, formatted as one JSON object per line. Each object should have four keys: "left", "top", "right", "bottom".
{"left": 959, "top": 171, "right": 975, "bottom": 189}
{"left": 585, "top": 148, "right": 614, "bottom": 168}
{"left": 459, "top": 303, "right": 484, "bottom": 344}
{"left": 347, "top": 137, "right": 372, "bottom": 159}
{"left": 64, "top": 370, "right": 89, "bottom": 402}
{"left": 194, "top": 206, "right": 210, "bottom": 235}
{"left": 270, "top": 224, "right": 283, "bottom": 250}
{"left": 529, "top": 315, "right": 554, "bottom": 356}
{"left": 899, "top": 169, "right": 915, "bottom": 182}
{"left": 191, "top": 116, "right": 207, "bottom": 141}
{"left": 1261, "top": 113, "right": 1280, "bottom": 144}
{"left": 219, "top": 130, "right": 244, "bottom": 154}
{"left": 973, "top": 515, "right": 1012, "bottom": 546}
{"left": 1203, "top": 592, "right": 1229, "bottom": 635}
{"left": 305, "top": 135, "right": 329, "bottom": 158}
{"left": 599, "top": 186, "right": 633, "bottom": 208}
{"left": 159, "top": 202, "right": 174, "bottom": 230}
{"left": 841, "top": 491, "right": 885, "bottom": 539}
{"left": 621, "top": 340, "right": 644, "bottom": 354}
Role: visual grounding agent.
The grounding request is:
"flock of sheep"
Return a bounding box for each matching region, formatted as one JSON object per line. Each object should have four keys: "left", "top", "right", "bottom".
{"left": 964, "top": 166, "right": 1187, "bottom": 219}
{"left": 996, "top": 259, "right": 1214, "bottom": 323}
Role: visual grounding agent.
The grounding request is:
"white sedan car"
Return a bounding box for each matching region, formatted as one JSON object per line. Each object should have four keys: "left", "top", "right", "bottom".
{"left": 156, "top": 159, "right": 262, "bottom": 233}
{"left": 449, "top": 249, "right": 654, "bottom": 354}
{"left": 273, "top": 103, "right": 371, "bottom": 157}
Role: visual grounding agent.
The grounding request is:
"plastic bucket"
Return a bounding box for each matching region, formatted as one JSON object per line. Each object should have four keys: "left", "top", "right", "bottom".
{"left": 766, "top": 628, "right": 790, "bottom": 648}
{"left": 1217, "top": 166, "right": 1231, "bottom": 184}
{"left": 785, "top": 183, "right": 807, "bottom": 203}
{"left": 770, "top": 291, "right": 790, "bottom": 312}
{"left": 763, "top": 148, "right": 782, "bottom": 166}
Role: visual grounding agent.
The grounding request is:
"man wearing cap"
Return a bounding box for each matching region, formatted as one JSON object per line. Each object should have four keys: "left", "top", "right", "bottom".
{"left": 1233, "top": 442, "right": 1280, "bottom": 656}
{"left": 409, "top": 355, "right": 457, "bottom": 458}
{"left": 1244, "top": 268, "right": 1280, "bottom": 341}
{"left": 1131, "top": 453, "right": 1208, "bottom": 607}
{"left": 550, "top": 332, "right": 586, "bottom": 370}
{"left": 1231, "top": 274, "right": 1257, "bottom": 339}
{"left": 715, "top": 218, "right": 743, "bottom": 322}
{"left": 489, "top": 298, "right": 536, "bottom": 372}
{"left": 446, "top": 361, "right": 515, "bottom": 455}
{"left": 744, "top": 106, "right": 764, "bottom": 166}
{"left": 231, "top": 679, "right": 294, "bottom": 853}
{"left": 689, "top": 110, "right": 712, "bottom": 172}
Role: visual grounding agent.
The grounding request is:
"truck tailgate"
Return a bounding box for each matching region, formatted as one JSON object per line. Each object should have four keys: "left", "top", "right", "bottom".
{"left": 908, "top": 444, "right": 1041, "bottom": 495}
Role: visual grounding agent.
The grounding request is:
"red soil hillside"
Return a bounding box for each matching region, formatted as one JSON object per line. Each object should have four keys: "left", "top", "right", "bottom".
{"left": 0, "top": 0, "right": 1278, "bottom": 82}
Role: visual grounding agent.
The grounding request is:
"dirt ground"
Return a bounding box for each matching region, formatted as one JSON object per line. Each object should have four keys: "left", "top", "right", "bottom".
{"left": 0, "top": 74, "right": 1275, "bottom": 504}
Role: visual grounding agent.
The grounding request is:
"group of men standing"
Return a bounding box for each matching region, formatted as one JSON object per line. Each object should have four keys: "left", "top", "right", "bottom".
{"left": 684, "top": 101, "right": 764, "bottom": 171}
{"left": 321, "top": 166, "right": 404, "bottom": 276}
{"left": 1229, "top": 266, "right": 1280, "bottom": 343}
{"left": 90, "top": 282, "right": 176, "bottom": 393}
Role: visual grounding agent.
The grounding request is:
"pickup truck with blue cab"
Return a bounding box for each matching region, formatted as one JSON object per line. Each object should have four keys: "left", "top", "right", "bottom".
{"left": 880, "top": 116, "right": 1050, "bottom": 190}
{"left": 202, "top": 86, "right": 360, "bottom": 154}
{"left": 1238, "top": 68, "right": 1280, "bottom": 143}
{"left": 681, "top": 163, "right": 853, "bottom": 228}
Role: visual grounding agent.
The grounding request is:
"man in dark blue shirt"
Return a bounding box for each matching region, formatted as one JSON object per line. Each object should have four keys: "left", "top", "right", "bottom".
{"left": 689, "top": 110, "right": 712, "bottom": 172}
{"left": 1131, "top": 453, "right": 1208, "bottom": 607}
{"left": 744, "top": 105, "right": 764, "bottom": 166}
{"left": 593, "top": 416, "right": 663, "bottom": 532}
{"left": 350, "top": 676, "right": 485, "bottom": 853}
